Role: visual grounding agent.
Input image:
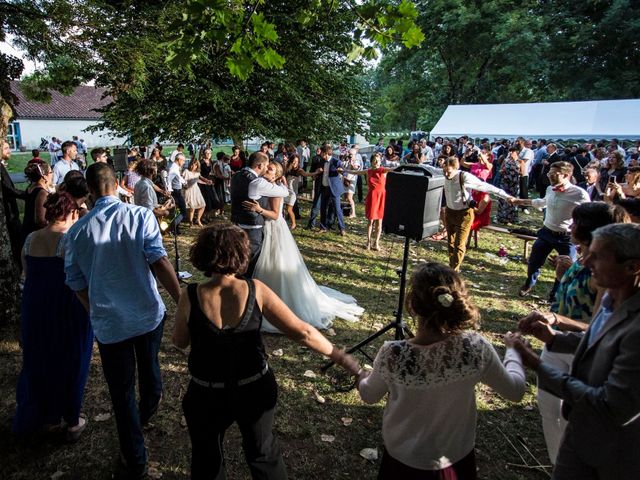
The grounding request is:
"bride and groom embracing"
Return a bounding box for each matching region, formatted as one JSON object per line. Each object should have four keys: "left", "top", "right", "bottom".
{"left": 230, "top": 151, "right": 363, "bottom": 333}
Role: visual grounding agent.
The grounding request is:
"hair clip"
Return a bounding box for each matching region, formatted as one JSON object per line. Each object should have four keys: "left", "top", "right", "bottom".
{"left": 437, "top": 293, "right": 453, "bottom": 308}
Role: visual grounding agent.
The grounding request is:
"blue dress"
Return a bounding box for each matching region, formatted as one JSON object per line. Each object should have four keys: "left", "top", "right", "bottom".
{"left": 13, "top": 233, "right": 94, "bottom": 435}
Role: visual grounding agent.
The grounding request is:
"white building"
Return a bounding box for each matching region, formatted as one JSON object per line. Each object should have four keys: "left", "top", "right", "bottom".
{"left": 7, "top": 81, "right": 127, "bottom": 150}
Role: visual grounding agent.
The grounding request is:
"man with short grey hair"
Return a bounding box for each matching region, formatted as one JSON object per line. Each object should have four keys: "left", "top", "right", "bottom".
{"left": 168, "top": 153, "right": 187, "bottom": 223}
{"left": 516, "top": 222, "right": 640, "bottom": 479}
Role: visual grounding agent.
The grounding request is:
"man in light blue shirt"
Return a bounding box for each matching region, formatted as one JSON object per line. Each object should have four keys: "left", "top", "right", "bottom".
{"left": 65, "top": 162, "right": 181, "bottom": 479}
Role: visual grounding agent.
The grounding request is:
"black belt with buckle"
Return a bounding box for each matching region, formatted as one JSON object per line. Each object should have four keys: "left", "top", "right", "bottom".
{"left": 191, "top": 364, "right": 269, "bottom": 388}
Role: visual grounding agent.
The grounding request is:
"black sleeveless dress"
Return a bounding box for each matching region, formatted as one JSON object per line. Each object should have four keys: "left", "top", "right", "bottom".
{"left": 21, "top": 186, "right": 45, "bottom": 247}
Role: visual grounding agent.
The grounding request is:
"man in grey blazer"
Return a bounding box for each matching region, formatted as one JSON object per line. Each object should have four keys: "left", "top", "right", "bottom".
{"left": 515, "top": 222, "right": 640, "bottom": 479}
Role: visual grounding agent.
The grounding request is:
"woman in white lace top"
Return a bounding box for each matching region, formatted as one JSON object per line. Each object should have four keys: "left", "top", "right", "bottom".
{"left": 358, "top": 263, "right": 526, "bottom": 479}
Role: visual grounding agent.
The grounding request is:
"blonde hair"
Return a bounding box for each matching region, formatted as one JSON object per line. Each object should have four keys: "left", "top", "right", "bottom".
{"left": 269, "top": 161, "right": 284, "bottom": 180}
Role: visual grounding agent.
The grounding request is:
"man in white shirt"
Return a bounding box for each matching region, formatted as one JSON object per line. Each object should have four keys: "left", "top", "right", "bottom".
{"left": 420, "top": 138, "right": 434, "bottom": 165}
{"left": 296, "top": 140, "right": 311, "bottom": 169}
{"left": 517, "top": 138, "right": 535, "bottom": 214}
{"left": 48, "top": 137, "right": 61, "bottom": 165}
{"left": 434, "top": 137, "right": 444, "bottom": 157}
{"left": 52, "top": 141, "right": 80, "bottom": 185}
{"left": 513, "top": 161, "right": 590, "bottom": 298}
{"left": 423, "top": 158, "right": 515, "bottom": 271}
{"left": 169, "top": 143, "right": 184, "bottom": 163}
{"left": 168, "top": 153, "right": 187, "bottom": 224}
{"left": 230, "top": 152, "right": 289, "bottom": 276}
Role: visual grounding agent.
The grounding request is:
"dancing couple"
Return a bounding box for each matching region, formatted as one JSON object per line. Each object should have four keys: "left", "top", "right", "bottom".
{"left": 230, "top": 152, "right": 363, "bottom": 332}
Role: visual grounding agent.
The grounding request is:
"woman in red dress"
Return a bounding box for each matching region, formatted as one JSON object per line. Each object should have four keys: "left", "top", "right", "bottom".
{"left": 344, "top": 153, "right": 395, "bottom": 250}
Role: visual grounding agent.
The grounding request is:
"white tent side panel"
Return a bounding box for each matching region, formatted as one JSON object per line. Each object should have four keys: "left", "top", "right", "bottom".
{"left": 429, "top": 100, "right": 640, "bottom": 140}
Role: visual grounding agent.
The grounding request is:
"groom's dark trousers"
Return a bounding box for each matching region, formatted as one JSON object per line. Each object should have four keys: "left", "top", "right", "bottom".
{"left": 244, "top": 228, "right": 264, "bottom": 278}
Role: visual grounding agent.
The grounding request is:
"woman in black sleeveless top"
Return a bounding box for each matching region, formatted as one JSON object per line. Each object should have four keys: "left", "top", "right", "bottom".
{"left": 173, "top": 225, "right": 359, "bottom": 480}
{"left": 21, "top": 161, "right": 51, "bottom": 247}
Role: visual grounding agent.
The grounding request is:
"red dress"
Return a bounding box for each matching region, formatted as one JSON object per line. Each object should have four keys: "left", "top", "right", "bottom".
{"left": 365, "top": 168, "right": 387, "bottom": 220}
{"left": 470, "top": 190, "right": 492, "bottom": 231}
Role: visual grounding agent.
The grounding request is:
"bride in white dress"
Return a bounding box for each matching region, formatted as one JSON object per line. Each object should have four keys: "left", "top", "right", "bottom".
{"left": 244, "top": 161, "right": 363, "bottom": 333}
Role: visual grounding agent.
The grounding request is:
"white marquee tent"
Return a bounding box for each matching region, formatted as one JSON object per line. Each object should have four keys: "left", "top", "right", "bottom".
{"left": 429, "top": 99, "right": 640, "bottom": 141}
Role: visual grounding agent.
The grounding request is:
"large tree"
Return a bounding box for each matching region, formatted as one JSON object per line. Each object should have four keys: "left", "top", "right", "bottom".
{"left": 88, "top": 0, "right": 371, "bottom": 144}
{"left": 369, "top": 0, "right": 550, "bottom": 132}
{"left": 544, "top": 0, "right": 640, "bottom": 100}
{"left": 0, "top": 0, "right": 423, "bottom": 320}
{"left": 0, "top": 0, "right": 92, "bottom": 323}
{"left": 83, "top": 0, "right": 423, "bottom": 144}
{"left": 369, "top": 0, "right": 640, "bottom": 133}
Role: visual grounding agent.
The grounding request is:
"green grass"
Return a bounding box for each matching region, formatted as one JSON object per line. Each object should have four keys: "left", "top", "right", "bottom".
{"left": 5, "top": 144, "right": 239, "bottom": 176}
{"left": 0, "top": 195, "right": 555, "bottom": 479}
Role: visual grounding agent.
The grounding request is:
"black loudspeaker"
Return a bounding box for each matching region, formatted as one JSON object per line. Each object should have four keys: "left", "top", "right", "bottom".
{"left": 112, "top": 148, "right": 128, "bottom": 172}
{"left": 383, "top": 165, "right": 445, "bottom": 240}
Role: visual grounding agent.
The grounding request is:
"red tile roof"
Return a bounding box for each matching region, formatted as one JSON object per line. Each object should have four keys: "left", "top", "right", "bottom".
{"left": 11, "top": 81, "right": 112, "bottom": 120}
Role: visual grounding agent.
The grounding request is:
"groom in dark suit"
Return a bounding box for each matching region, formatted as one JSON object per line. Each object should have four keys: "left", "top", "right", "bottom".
{"left": 230, "top": 152, "right": 288, "bottom": 276}
{"left": 318, "top": 144, "right": 347, "bottom": 236}
{"left": 1, "top": 140, "right": 26, "bottom": 271}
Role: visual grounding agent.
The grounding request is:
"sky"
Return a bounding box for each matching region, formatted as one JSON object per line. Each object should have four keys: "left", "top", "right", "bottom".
{"left": 0, "top": 36, "right": 36, "bottom": 75}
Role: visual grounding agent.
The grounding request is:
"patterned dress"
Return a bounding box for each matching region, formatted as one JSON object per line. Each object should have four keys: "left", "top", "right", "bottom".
{"left": 550, "top": 260, "right": 596, "bottom": 321}
{"left": 496, "top": 159, "right": 520, "bottom": 224}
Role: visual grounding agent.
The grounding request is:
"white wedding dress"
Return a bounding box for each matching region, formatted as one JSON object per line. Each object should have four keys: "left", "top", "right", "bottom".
{"left": 254, "top": 204, "right": 364, "bottom": 333}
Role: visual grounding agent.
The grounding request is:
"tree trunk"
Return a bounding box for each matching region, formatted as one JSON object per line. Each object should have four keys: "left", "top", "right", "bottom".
{"left": 0, "top": 97, "right": 21, "bottom": 325}
{"left": 0, "top": 97, "right": 11, "bottom": 139}
{"left": 231, "top": 134, "right": 244, "bottom": 150}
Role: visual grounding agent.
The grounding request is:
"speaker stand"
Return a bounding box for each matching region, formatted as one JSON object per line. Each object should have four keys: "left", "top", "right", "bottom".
{"left": 321, "top": 236, "right": 414, "bottom": 372}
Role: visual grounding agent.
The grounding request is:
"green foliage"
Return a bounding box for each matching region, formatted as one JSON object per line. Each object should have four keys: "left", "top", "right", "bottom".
{"left": 82, "top": 0, "right": 368, "bottom": 144}
{"left": 545, "top": 0, "right": 640, "bottom": 99}
{"left": 167, "top": 0, "right": 424, "bottom": 78}
{"left": 368, "top": 0, "right": 640, "bottom": 133}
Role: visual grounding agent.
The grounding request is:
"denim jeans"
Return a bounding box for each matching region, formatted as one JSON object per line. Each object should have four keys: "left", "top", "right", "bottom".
{"left": 97, "top": 317, "right": 165, "bottom": 470}
{"left": 320, "top": 186, "right": 344, "bottom": 231}
{"left": 525, "top": 227, "right": 576, "bottom": 289}
{"left": 307, "top": 185, "right": 323, "bottom": 228}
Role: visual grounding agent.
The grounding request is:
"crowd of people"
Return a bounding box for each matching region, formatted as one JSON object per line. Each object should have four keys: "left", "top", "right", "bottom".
{"left": 2, "top": 131, "right": 640, "bottom": 479}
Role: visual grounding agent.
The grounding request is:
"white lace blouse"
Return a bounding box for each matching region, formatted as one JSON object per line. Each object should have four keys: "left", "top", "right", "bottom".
{"left": 358, "top": 332, "right": 525, "bottom": 470}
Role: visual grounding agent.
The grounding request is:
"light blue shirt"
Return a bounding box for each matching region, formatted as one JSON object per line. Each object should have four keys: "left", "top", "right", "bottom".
{"left": 588, "top": 293, "right": 614, "bottom": 346}
{"left": 64, "top": 195, "right": 168, "bottom": 344}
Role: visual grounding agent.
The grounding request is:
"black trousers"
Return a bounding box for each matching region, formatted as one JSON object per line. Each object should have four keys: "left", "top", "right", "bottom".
{"left": 519, "top": 175, "right": 529, "bottom": 210}
{"left": 356, "top": 175, "right": 364, "bottom": 203}
{"left": 171, "top": 189, "right": 187, "bottom": 217}
{"left": 243, "top": 227, "right": 263, "bottom": 278}
{"left": 97, "top": 319, "right": 165, "bottom": 471}
{"left": 182, "top": 371, "right": 287, "bottom": 480}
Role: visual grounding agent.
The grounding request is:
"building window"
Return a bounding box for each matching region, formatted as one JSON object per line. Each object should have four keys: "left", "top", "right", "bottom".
{"left": 7, "top": 122, "right": 21, "bottom": 150}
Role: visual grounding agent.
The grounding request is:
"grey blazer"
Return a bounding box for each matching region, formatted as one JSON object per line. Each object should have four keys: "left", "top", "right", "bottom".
{"left": 538, "top": 291, "right": 640, "bottom": 471}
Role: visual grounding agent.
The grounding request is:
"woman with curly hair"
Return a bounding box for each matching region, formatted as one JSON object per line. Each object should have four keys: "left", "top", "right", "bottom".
{"left": 358, "top": 262, "right": 525, "bottom": 479}
{"left": 173, "top": 224, "right": 359, "bottom": 479}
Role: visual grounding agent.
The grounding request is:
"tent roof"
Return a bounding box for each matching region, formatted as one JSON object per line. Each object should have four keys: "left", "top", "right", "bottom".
{"left": 429, "top": 100, "right": 640, "bottom": 140}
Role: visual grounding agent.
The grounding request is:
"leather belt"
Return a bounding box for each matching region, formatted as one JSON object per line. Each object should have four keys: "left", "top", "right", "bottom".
{"left": 191, "top": 364, "right": 269, "bottom": 388}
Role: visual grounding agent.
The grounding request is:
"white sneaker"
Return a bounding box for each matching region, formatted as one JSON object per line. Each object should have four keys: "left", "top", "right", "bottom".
{"left": 523, "top": 208, "right": 530, "bottom": 215}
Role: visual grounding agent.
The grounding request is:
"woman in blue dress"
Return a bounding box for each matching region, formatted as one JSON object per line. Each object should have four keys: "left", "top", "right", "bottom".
{"left": 14, "top": 192, "right": 93, "bottom": 441}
